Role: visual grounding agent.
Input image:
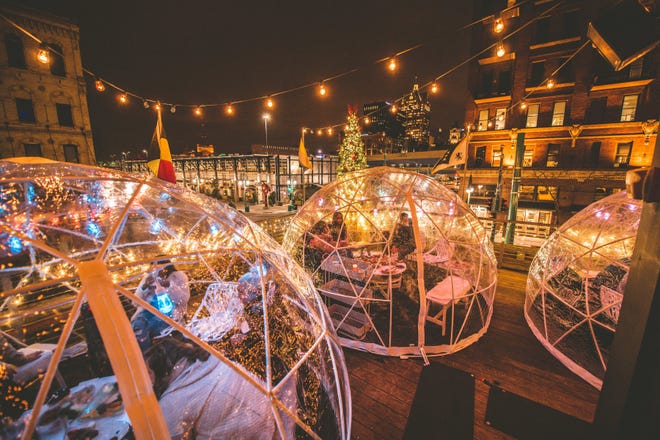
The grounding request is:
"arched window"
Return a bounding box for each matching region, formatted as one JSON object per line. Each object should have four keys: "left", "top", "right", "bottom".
{"left": 5, "top": 33, "right": 26, "bottom": 68}
{"left": 48, "top": 43, "right": 66, "bottom": 76}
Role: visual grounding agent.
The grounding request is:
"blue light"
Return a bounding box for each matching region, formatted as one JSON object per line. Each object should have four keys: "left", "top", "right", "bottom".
{"left": 150, "top": 219, "right": 163, "bottom": 234}
{"left": 159, "top": 193, "right": 171, "bottom": 202}
{"left": 26, "top": 184, "right": 36, "bottom": 204}
{"left": 86, "top": 221, "right": 101, "bottom": 238}
{"left": 8, "top": 236, "right": 23, "bottom": 254}
{"left": 210, "top": 224, "right": 219, "bottom": 235}
{"left": 155, "top": 292, "right": 174, "bottom": 315}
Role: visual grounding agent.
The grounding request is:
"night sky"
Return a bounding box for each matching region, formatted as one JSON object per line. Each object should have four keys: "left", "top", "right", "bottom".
{"left": 20, "top": 1, "right": 473, "bottom": 160}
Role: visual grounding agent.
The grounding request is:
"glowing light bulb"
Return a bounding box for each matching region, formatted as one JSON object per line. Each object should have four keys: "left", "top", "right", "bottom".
{"left": 494, "top": 18, "right": 504, "bottom": 34}
{"left": 547, "top": 78, "right": 555, "bottom": 89}
{"left": 118, "top": 93, "right": 128, "bottom": 104}
{"left": 154, "top": 102, "right": 161, "bottom": 111}
{"left": 520, "top": 101, "right": 527, "bottom": 110}
{"left": 95, "top": 79, "right": 106, "bottom": 92}
{"left": 364, "top": 117, "right": 370, "bottom": 124}
{"left": 487, "top": 121, "right": 493, "bottom": 128}
{"left": 430, "top": 83, "right": 439, "bottom": 94}
{"left": 37, "top": 45, "right": 50, "bottom": 64}
{"left": 388, "top": 58, "right": 397, "bottom": 72}
{"left": 318, "top": 83, "right": 327, "bottom": 96}
{"left": 327, "top": 128, "right": 333, "bottom": 135}
{"left": 496, "top": 42, "right": 505, "bottom": 57}
{"left": 194, "top": 106, "right": 203, "bottom": 116}
{"left": 143, "top": 101, "right": 150, "bottom": 109}
{"left": 170, "top": 105, "right": 176, "bottom": 113}
{"left": 317, "top": 129, "right": 323, "bottom": 135}
{"left": 265, "top": 97, "right": 274, "bottom": 109}
{"left": 225, "top": 104, "right": 234, "bottom": 115}
{"left": 390, "top": 104, "right": 397, "bottom": 113}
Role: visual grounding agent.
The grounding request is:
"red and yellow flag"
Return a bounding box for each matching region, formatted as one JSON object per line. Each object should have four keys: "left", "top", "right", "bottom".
{"left": 147, "top": 109, "right": 176, "bottom": 183}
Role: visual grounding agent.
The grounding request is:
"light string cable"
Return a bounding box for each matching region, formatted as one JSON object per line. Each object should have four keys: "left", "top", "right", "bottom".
{"left": 1, "top": 1, "right": 533, "bottom": 114}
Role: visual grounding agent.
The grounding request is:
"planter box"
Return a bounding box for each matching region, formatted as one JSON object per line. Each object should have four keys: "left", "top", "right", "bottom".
{"left": 328, "top": 303, "right": 371, "bottom": 340}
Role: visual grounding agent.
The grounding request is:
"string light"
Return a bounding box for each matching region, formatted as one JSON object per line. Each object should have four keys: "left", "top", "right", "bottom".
{"left": 388, "top": 58, "right": 397, "bottom": 72}
{"left": 118, "top": 93, "right": 128, "bottom": 104}
{"left": 170, "top": 105, "right": 176, "bottom": 113}
{"left": 317, "top": 129, "right": 323, "bottom": 135}
{"left": 546, "top": 78, "right": 555, "bottom": 89}
{"left": 496, "top": 42, "right": 505, "bottom": 57}
{"left": 327, "top": 128, "right": 333, "bottom": 135}
{"left": 494, "top": 17, "right": 504, "bottom": 34}
{"left": 520, "top": 101, "right": 527, "bottom": 110}
{"left": 95, "top": 79, "right": 106, "bottom": 92}
{"left": 194, "top": 106, "right": 203, "bottom": 116}
{"left": 143, "top": 100, "right": 150, "bottom": 109}
{"left": 154, "top": 102, "right": 161, "bottom": 111}
{"left": 364, "top": 117, "right": 370, "bottom": 125}
{"left": 265, "top": 97, "right": 274, "bottom": 109}
{"left": 318, "top": 82, "right": 327, "bottom": 97}
{"left": 36, "top": 44, "right": 50, "bottom": 64}
{"left": 430, "top": 83, "right": 439, "bottom": 94}
{"left": 225, "top": 104, "right": 234, "bottom": 115}
{"left": 390, "top": 104, "right": 397, "bottom": 114}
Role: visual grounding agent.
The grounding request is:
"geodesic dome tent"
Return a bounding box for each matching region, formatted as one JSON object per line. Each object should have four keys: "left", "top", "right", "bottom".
{"left": 0, "top": 158, "right": 350, "bottom": 440}
{"left": 282, "top": 167, "right": 497, "bottom": 359}
{"left": 525, "top": 191, "right": 641, "bottom": 389}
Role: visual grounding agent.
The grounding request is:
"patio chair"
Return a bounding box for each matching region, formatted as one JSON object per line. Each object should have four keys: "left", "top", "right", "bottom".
{"left": 425, "top": 275, "right": 472, "bottom": 336}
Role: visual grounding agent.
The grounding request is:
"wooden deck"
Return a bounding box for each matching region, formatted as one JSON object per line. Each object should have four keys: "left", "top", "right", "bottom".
{"left": 345, "top": 268, "right": 600, "bottom": 439}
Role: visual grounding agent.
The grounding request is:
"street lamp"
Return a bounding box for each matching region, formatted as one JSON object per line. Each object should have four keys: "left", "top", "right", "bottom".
{"left": 263, "top": 113, "right": 270, "bottom": 147}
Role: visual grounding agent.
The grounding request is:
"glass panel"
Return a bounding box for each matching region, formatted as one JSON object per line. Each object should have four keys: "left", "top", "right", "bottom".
{"left": 620, "top": 95, "right": 638, "bottom": 122}
{"left": 526, "top": 104, "right": 539, "bottom": 128}
{"left": 551, "top": 101, "right": 566, "bottom": 126}
{"left": 477, "top": 110, "right": 489, "bottom": 131}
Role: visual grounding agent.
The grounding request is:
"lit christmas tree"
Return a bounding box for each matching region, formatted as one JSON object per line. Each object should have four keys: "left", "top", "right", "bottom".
{"left": 337, "top": 107, "right": 367, "bottom": 175}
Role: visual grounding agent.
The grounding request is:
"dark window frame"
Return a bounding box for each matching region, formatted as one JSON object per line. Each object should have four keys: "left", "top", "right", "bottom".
{"left": 56, "top": 103, "right": 74, "bottom": 127}
{"left": 24, "top": 143, "right": 42, "bottom": 157}
{"left": 16, "top": 98, "right": 36, "bottom": 123}
{"left": 63, "top": 144, "right": 80, "bottom": 163}
{"left": 47, "top": 43, "right": 66, "bottom": 77}
{"left": 5, "top": 33, "right": 26, "bottom": 69}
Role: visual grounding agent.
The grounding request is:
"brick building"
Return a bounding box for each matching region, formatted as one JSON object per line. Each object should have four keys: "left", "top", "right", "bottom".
{"left": 0, "top": 4, "right": 96, "bottom": 164}
{"left": 461, "top": 0, "right": 657, "bottom": 233}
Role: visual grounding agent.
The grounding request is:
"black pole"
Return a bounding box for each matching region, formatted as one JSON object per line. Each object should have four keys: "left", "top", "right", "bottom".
{"left": 504, "top": 132, "right": 525, "bottom": 244}
{"left": 490, "top": 147, "right": 504, "bottom": 242}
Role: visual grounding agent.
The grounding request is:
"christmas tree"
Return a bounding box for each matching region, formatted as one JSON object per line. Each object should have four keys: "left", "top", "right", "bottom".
{"left": 337, "top": 107, "right": 367, "bottom": 175}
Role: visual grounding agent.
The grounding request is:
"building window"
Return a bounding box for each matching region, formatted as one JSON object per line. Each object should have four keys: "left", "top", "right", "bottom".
{"left": 538, "top": 186, "right": 558, "bottom": 201}
{"left": 523, "top": 148, "right": 534, "bottom": 167}
{"left": 562, "top": 11, "right": 580, "bottom": 38}
{"left": 477, "top": 109, "right": 489, "bottom": 131}
{"left": 586, "top": 97, "right": 607, "bottom": 124}
{"left": 551, "top": 101, "right": 567, "bottom": 126}
{"left": 546, "top": 143, "right": 560, "bottom": 167}
{"left": 63, "top": 144, "right": 80, "bottom": 163}
{"left": 56, "top": 103, "right": 74, "bottom": 127}
{"left": 494, "top": 108, "right": 506, "bottom": 130}
{"left": 24, "top": 143, "right": 42, "bottom": 157}
{"left": 492, "top": 149, "right": 502, "bottom": 167}
{"left": 48, "top": 43, "right": 66, "bottom": 76}
{"left": 620, "top": 95, "right": 638, "bottom": 122}
{"left": 5, "top": 33, "right": 26, "bottom": 69}
{"left": 556, "top": 58, "right": 573, "bottom": 83}
{"left": 16, "top": 98, "right": 36, "bottom": 123}
{"left": 497, "top": 69, "right": 511, "bottom": 95}
{"left": 519, "top": 185, "right": 536, "bottom": 201}
{"left": 589, "top": 142, "right": 601, "bottom": 168}
{"left": 628, "top": 58, "right": 643, "bottom": 80}
{"left": 475, "top": 146, "right": 486, "bottom": 167}
{"left": 614, "top": 142, "right": 632, "bottom": 167}
{"left": 533, "top": 17, "right": 551, "bottom": 44}
{"left": 526, "top": 104, "right": 540, "bottom": 128}
{"left": 530, "top": 62, "right": 545, "bottom": 85}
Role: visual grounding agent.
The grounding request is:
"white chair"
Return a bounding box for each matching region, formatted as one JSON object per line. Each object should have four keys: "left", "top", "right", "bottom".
{"left": 425, "top": 275, "right": 472, "bottom": 336}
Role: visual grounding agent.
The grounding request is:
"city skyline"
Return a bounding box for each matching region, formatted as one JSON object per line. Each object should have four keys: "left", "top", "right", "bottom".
{"left": 17, "top": 0, "right": 473, "bottom": 160}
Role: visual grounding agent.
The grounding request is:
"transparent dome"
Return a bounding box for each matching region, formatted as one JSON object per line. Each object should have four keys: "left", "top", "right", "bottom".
{"left": 282, "top": 167, "right": 497, "bottom": 358}
{"left": 525, "top": 191, "right": 641, "bottom": 389}
{"left": 0, "top": 158, "right": 350, "bottom": 439}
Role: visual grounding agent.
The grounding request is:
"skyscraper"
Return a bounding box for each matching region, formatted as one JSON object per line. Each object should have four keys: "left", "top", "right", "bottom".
{"left": 399, "top": 83, "right": 431, "bottom": 150}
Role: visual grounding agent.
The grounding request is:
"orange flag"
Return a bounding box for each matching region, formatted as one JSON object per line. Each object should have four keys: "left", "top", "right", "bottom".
{"left": 147, "top": 109, "right": 176, "bottom": 183}
{"left": 298, "top": 136, "right": 313, "bottom": 169}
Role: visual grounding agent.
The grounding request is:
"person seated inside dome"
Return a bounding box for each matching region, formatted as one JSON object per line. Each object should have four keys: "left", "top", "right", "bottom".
{"left": 330, "top": 211, "right": 352, "bottom": 257}
{"left": 132, "top": 260, "right": 190, "bottom": 352}
{"left": 305, "top": 221, "right": 334, "bottom": 269}
{"left": 391, "top": 212, "right": 415, "bottom": 261}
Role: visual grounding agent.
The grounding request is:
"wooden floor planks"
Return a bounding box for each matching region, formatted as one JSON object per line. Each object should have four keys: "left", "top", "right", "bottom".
{"left": 346, "top": 268, "right": 600, "bottom": 439}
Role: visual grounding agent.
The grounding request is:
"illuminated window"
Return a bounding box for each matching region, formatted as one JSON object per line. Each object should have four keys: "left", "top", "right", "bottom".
{"left": 492, "top": 149, "right": 502, "bottom": 167}
{"left": 620, "top": 95, "right": 638, "bottom": 122}
{"left": 614, "top": 142, "right": 632, "bottom": 167}
{"left": 495, "top": 108, "right": 506, "bottom": 130}
{"left": 5, "top": 33, "right": 26, "bottom": 69}
{"left": 551, "top": 101, "right": 567, "bottom": 126}
{"left": 16, "top": 98, "right": 36, "bottom": 123}
{"left": 477, "top": 109, "right": 489, "bottom": 131}
{"left": 546, "top": 143, "right": 560, "bottom": 167}
{"left": 526, "top": 104, "right": 540, "bottom": 128}
{"left": 538, "top": 186, "right": 557, "bottom": 201}
{"left": 475, "top": 146, "right": 486, "bottom": 167}
{"left": 523, "top": 148, "right": 534, "bottom": 167}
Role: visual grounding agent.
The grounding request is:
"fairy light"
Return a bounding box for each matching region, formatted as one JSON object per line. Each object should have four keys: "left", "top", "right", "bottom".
{"left": 225, "top": 104, "right": 234, "bottom": 115}
{"left": 494, "top": 17, "right": 504, "bottom": 34}
{"left": 520, "top": 101, "right": 527, "bottom": 110}
{"left": 170, "top": 105, "right": 176, "bottom": 113}
{"left": 430, "top": 83, "right": 439, "bottom": 94}
{"left": 364, "top": 117, "right": 370, "bottom": 125}
{"left": 154, "top": 102, "right": 161, "bottom": 111}
{"left": 265, "top": 97, "right": 274, "bottom": 109}
{"left": 496, "top": 42, "right": 505, "bottom": 57}
{"left": 118, "top": 93, "right": 128, "bottom": 104}
{"left": 317, "top": 129, "right": 323, "bottom": 135}
{"left": 95, "top": 79, "right": 106, "bottom": 92}
{"left": 327, "top": 128, "right": 333, "bottom": 135}
{"left": 390, "top": 104, "right": 397, "bottom": 114}
{"left": 546, "top": 78, "right": 555, "bottom": 89}
{"left": 143, "top": 100, "right": 150, "bottom": 109}
{"left": 388, "top": 58, "right": 397, "bottom": 72}
{"left": 318, "top": 82, "right": 327, "bottom": 97}
{"left": 37, "top": 44, "right": 50, "bottom": 64}
{"left": 194, "top": 106, "right": 203, "bottom": 116}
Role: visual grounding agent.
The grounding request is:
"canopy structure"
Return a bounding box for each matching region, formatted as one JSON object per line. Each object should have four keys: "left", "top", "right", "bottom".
{"left": 525, "top": 191, "right": 641, "bottom": 389}
{"left": 0, "top": 158, "right": 350, "bottom": 440}
{"left": 282, "top": 167, "right": 497, "bottom": 359}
